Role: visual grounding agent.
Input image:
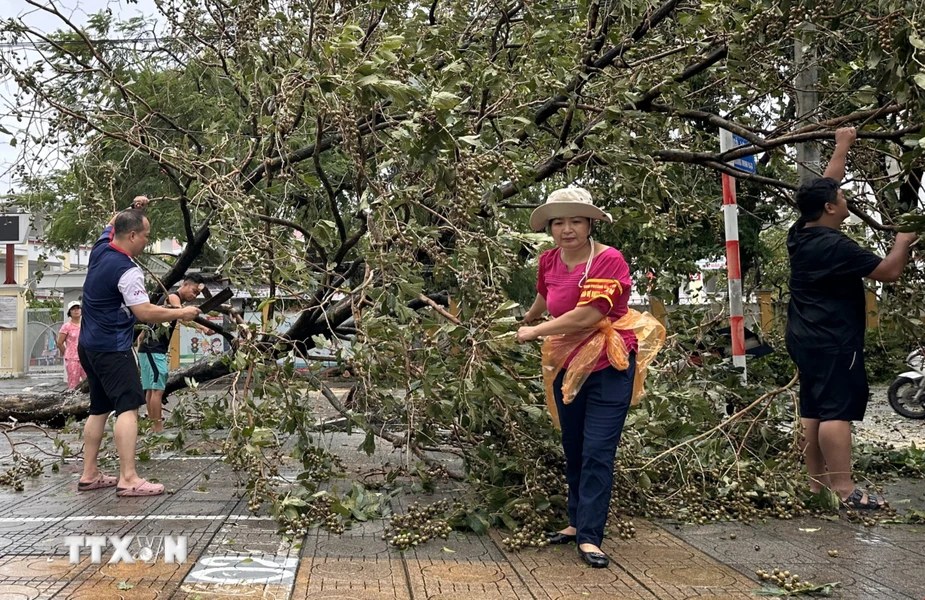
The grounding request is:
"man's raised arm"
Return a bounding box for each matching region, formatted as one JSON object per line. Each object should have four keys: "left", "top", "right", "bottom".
{"left": 822, "top": 127, "right": 857, "bottom": 182}
{"left": 104, "top": 196, "right": 149, "bottom": 231}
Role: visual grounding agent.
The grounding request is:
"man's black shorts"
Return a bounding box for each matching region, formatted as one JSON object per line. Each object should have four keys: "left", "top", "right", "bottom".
{"left": 787, "top": 344, "right": 870, "bottom": 422}
{"left": 78, "top": 346, "right": 145, "bottom": 416}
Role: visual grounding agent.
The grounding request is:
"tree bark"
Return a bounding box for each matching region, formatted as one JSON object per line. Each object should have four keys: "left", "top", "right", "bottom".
{"left": 0, "top": 390, "right": 90, "bottom": 422}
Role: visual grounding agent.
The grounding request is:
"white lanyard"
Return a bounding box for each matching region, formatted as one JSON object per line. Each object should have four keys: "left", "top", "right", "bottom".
{"left": 578, "top": 238, "right": 595, "bottom": 288}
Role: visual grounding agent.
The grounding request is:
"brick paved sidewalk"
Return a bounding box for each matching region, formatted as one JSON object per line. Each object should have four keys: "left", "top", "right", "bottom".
{"left": 0, "top": 423, "right": 923, "bottom": 598}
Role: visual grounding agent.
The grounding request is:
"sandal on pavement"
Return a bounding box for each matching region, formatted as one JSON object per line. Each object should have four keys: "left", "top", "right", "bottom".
{"left": 77, "top": 473, "right": 117, "bottom": 491}
{"left": 116, "top": 480, "right": 165, "bottom": 497}
{"left": 841, "top": 488, "right": 884, "bottom": 511}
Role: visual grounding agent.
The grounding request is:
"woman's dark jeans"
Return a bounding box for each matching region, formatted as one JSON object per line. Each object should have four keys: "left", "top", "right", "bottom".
{"left": 553, "top": 354, "right": 635, "bottom": 548}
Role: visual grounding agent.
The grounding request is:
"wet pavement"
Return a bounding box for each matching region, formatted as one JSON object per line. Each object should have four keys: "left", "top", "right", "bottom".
{"left": 857, "top": 387, "right": 925, "bottom": 448}
{"left": 0, "top": 373, "right": 68, "bottom": 394}
{"left": 0, "top": 385, "right": 924, "bottom": 598}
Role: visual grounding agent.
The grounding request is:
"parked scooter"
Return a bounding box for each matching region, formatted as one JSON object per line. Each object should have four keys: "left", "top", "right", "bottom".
{"left": 888, "top": 350, "right": 925, "bottom": 419}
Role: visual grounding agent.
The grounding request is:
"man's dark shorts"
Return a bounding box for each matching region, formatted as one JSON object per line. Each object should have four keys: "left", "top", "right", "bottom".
{"left": 787, "top": 344, "right": 870, "bottom": 422}
{"left": 78, "top": 345, "right": 145, "bottom": 416}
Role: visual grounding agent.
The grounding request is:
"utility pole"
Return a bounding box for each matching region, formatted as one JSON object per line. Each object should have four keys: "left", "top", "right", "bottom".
{"left": 794, "top": 23, "right": 819, "bottom": 184}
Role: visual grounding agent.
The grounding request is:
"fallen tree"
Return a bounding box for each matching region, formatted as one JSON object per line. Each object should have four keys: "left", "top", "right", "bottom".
{"left": 0, "top": 291, "right": 451, "bottom": 421}
{"left": 4, "top": 0, "right": 919, "bottom": 398}
{"left": 0, "top": 390, "right": 90, "bottom": 422}
{"left": 1, "top": 0, "right": 924, "bottom": 537}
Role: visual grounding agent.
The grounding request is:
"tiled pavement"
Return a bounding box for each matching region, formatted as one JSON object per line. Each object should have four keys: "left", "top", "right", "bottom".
{"left": 1, "top": 405, "right": 925, "bottom": 597}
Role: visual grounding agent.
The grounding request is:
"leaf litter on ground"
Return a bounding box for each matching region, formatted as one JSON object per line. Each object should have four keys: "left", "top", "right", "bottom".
{"left": 754, "top": 582, "right": 839, "bottom": 597}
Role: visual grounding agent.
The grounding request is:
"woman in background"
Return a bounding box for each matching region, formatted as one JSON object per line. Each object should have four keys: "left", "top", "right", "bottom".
{"left": 57, "top": 301, "right": 86, "bottom": 390}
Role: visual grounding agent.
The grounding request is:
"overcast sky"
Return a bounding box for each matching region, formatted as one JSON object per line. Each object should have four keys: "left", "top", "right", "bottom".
{"left": 0, "top": 0, "right": 159, "bottom": 196}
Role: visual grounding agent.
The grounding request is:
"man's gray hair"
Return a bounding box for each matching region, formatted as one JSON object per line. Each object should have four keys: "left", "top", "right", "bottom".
{"left": 113, "top": 209, "right": 147, "bottom": 236}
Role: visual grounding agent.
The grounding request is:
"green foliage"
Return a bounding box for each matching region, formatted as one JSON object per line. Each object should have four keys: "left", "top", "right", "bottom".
{"left": 501, "top": 263, "right": 540, "bottom": 309}
{"left": 0, "top": 0, "right": 923, "bottom": 543}
{"left": 754, "top": 582, "right": 839, "bottom": 597}
{"left": 755, "top": 226, "right": 793, "bottom": 302}
{"left": 855, "top": 442, "right": 925, "bottom": 477}
{"left": 27, "top": 297, "right": 62, "bottom": 311}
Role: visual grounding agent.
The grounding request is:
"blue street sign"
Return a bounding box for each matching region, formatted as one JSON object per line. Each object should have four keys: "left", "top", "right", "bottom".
{"left": 719, "top": 129, "right": 758, "bottom": 174}
{"left": 730, "top": 133, "right": 757, "bottom": 174}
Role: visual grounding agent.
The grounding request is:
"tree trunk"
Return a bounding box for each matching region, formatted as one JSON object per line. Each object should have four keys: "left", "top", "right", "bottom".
{"left": 0, "top": 390, "right": 90, "bottom": 422}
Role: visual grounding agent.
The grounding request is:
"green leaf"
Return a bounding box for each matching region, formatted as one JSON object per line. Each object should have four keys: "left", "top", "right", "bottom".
{"left": 359, "top": 430, "right": 376, "bottom": 456}
{"left": 485, "top": 376, "right": 507, "bottom": 396}
{"left": 466, "top": 511, "right": 489, "bottom": 535}
{"left": 914, "top": 73, "right": 925, "bottom": 90}
{"left": 380, "top": 35, "right": 405, "bottom": 50}
{"left": 753, "top": 581, "right": 839, "bottom": 596}
{"left": 430, "top": 91, "right": 461, "bottom": 110}
{"left": 117, "top": 581, "right": 134, "bottom": 590}
{"left": 251, "top": 427, "right": 276, "bottom": 447}
{"left": 458, "top": 135, "right": 482, "bottom": 147}
{"left": 494, "top": 300, "right": 520, "bottom": 313}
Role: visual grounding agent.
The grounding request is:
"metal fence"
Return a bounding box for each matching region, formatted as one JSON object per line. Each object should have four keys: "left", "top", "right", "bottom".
{"left": 25, "top": 308, "right": 65, "bottom": 374}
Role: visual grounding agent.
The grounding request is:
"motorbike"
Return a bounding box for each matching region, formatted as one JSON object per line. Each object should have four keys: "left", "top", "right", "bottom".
{"left": 888, "top": 350, "right": 925, "bottom": 419}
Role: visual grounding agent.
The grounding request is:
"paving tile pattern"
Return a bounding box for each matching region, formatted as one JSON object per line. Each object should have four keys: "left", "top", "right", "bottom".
{"left": 1, "top": 405, "right": 925, "bottom": 599}
{"left": 667, "top": 517, "right": 925, "bottom": 599}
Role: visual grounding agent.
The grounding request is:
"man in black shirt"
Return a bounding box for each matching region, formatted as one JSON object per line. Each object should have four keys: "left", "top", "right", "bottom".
{"left": 138, "top": 273, "right": 210, "bottom": 432}
{"left": 787, "top": 126, "right": 917, "bottom": 510}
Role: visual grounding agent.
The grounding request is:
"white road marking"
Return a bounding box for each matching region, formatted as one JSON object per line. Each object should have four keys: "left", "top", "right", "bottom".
{"left": 185, "top": 556, "right": 298, "bottom": 585}
{"left": 0, "top": 515, "right": 274, "bottom": 523}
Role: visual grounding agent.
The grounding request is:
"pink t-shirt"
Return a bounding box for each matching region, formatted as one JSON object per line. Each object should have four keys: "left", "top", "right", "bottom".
{"left": 58, "top": 321, "right": 80, "bottom": 361}
{"left": 537, "top": 246, "right": 637, "bottom": 371}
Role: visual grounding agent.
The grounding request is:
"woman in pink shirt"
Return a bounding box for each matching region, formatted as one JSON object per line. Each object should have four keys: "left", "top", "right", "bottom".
{"left": 57, "top": 301, "right": 87, "bottom": 390}
{"left": 517, "top": 187, "right": 636, "bottom": 569}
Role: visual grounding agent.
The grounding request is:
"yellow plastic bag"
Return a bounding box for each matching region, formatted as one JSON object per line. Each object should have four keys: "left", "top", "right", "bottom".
{"left": 541, "top": 309, "right": 666, "bottom": 429}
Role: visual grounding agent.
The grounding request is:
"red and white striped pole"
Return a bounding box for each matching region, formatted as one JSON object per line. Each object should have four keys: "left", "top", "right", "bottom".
{"left": 721, "top": 173, "right": 746, "bottom": 381}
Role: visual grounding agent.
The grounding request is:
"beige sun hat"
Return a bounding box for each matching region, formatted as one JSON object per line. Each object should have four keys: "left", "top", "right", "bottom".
{"left": 529, "top": 187, "right": 613, "bottom": 232}
{"left": 66, "top": 301, "right": 80, "bottom": 316}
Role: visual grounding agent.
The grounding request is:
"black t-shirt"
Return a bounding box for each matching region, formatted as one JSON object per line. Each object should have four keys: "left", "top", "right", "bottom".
{"left": 138, "top": 294, "right": 176, "bottom": 354}
{"left": 785, "top": 223, "right": 882, "bottom": 352}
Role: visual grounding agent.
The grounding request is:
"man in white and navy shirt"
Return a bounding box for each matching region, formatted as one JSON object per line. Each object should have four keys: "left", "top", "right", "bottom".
{"left": 76, "top": 196, "right": 200, "bottom": 497}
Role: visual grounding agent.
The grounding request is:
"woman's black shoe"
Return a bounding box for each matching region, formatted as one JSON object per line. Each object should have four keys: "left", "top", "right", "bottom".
{"left": 545, "top": 531, "right": 577, "bottom": 545}
{"left": 578, "top": 547, "right": 610, "bottom": 568}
